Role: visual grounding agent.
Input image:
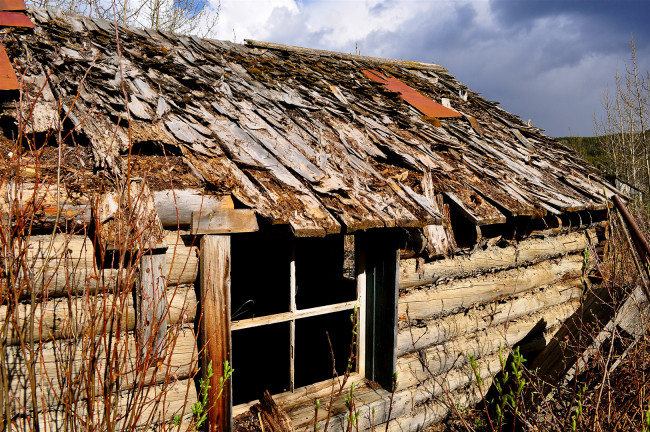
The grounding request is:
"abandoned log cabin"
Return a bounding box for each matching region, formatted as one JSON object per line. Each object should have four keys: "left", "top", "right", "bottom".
{"left": 0, "top": 6, "right": 622, "bottom": 432}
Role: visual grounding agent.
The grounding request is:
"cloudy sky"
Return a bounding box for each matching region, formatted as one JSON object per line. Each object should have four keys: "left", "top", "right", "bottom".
{"left": 207, "top": 0, "right": 650, "bottom": 138}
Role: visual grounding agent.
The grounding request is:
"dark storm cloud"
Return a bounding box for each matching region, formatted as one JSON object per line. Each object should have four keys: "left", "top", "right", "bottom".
{"left": 491, "top": 0, "right": 650, "bottom": 37}
{"left": 491, "top": 0, "right": 650, "bottom": 57}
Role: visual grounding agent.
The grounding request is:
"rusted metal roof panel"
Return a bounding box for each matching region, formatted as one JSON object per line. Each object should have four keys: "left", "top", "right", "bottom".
{"left": 362, "top": 69, "right": 462, "bottom": 118}
{"left": 0, "top": 43, "right": 18, "bottom": 90}
{"left": 0, "top": 11, "right": 33, "bottom": 27}
{"left": 0, "top": 0, "right": 26, "bottom": 11}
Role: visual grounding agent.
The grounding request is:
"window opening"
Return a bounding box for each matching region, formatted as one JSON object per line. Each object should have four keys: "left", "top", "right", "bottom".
{"left": 230, "top": 233, "right": 358, "bottom": 407}
{"left": 231, "top": 322, "right": 290, "bottom": 404}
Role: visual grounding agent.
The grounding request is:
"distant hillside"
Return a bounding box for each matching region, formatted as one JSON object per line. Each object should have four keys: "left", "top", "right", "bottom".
{"left": 556, "top": 136, "right": 607, "bottom": 171}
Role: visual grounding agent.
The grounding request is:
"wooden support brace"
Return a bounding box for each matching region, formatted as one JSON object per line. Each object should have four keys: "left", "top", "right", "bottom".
{"left": 200, "top": 235, "right": 232, "bottom": 432}
{"left": 138, "top": 251, "right": 168, "bottom": 360}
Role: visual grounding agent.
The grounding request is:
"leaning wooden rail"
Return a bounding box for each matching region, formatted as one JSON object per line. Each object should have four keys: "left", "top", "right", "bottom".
{"left": 612, "top": 194, "right": 650, "bottom": 301}
{"left": 526, "top": 194, "right": 650, "bottom": 401}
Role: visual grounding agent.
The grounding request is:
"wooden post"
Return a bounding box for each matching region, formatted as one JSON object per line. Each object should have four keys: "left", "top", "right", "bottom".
{"left": 200, "top": 235, "right": 232, "bottom": 432}
{"left": 360, "top": 230, "right": 399, "bottom": 390}
{"left": 137, "top": 251, "right": 168, "bottom": 360}
{"left": 356, "top": 243, "right": 366, "bottom": 378}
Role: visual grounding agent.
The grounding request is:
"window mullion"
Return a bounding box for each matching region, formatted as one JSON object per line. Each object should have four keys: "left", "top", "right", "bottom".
{"left": 290, "top": 242, "right": 296, "bottom": 392}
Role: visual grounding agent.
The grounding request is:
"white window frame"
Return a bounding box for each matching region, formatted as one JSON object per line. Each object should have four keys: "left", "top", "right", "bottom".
{"left": 230, "top": 236, "right": 366, "bottom": 408}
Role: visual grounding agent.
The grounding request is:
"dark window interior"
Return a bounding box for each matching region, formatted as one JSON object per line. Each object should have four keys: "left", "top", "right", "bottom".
{"left": 231, "top": 322, "right": 290, "bottom": 405}
{"left": 230, "top": 233, "right": 291, "bottom": 320}
{"left": 294, "top": 310, "right": 356, "bottom": 388}
{"left": 295, "top": 236, "right": 356, "bottom": 309}
{"left": 447, "top": 204, "right": 479, "bottom": 248}
{"left": 230, "top": 233, "right": 357, "bottom": 405}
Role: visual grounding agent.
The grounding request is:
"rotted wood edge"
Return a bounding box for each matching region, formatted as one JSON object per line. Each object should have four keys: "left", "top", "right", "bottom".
{"left": 191, "top": 209, "right": 259, "bottom": 235}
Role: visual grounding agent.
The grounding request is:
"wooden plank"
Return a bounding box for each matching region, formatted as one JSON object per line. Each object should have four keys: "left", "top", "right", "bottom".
{"left": 233, "top": 374, "right": 366, "bottom": 418}
{"left": 289, "top": 245, "right": 296, "bottom": 392}
{"left": 398, "top": 254, "right": 583, "bottom": 321}
{"left": 191, "top": 209, "right": 258, "bottom": 234}
{"left": 444, "top": 190, "right": 507, "bottom": 226}
{"left": 399, "top": 230, "right": 592, "bottom": 289}
{"left": 231, "top": 301, "right": 357, "bottom": 331}
{"left": 138, "top": 252, "right": 168, "bottom": 359}
{"left": 421, "top": 173, "right": 454, "bottom": 257}
{"left": 200, "top": 235, "right": 232, "bottom": 432}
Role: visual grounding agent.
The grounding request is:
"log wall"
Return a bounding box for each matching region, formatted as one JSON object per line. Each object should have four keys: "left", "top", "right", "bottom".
{"left": 5, "top": 224, "right": 603, "bottom": 432}
{"left": 1, "top": 230, "right": 199, "bottom": 430}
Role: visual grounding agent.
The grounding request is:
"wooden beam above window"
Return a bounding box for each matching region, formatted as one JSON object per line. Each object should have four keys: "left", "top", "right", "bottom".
{"left": 191, "top": 209, "right": 259, "bottom": 234}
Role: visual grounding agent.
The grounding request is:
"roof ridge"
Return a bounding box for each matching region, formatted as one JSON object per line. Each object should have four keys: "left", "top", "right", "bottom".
{"left": 244, "top": 39, "right": 447, "bottom": 73}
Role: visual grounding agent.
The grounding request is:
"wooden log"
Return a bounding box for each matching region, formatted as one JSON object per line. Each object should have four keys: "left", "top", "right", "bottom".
{"left": 200, "top": 235, "right": 232, "bottom": 432}
{"left": 95, "top": 180, "right": 167, "bottom": 252}
{"left": 138, "top": 252, "right": 169, "bottom": 359}
{"left": 0, "top": 284, "right": 196, "bottom": 346}
{"left": 19, "top": 378, "right": 198, "bottom": 431}
{"left": 408, "top": 352, "right": 500, "bottom": 407}
{"left": 5, "top": 326, "right": 197, "bottom": 411}
{"left": 5, "top": 232, "right": 197, "bottom": 298}
{"left": 191, "top": 209, "right": 258, "bottom": 234}
{"left": 385, "top": 379, "right": 492, "bottom": 432}
{"left": 2, "top": 182, "right": 91, "bottom": 230}
{"left": 399, "top": 230, "right": 592, "bottom": 289}
{"left": 398, "top": 254, "right": 583, "bottom": 321}
{"left": 396, "top": 278, "right": 583, "bottom": 355}
{"left": 153, "top": 189, "right": 234, "bottom": 228}
{"left": 3, "top": 184, "right": 236, "bottom": 229}
{"left": 396, "top": 298, "right": 580, "bottom": 388}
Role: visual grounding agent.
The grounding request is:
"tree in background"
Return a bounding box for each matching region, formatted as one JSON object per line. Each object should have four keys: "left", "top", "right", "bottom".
{"left": 26, "top": 0, "right": 220, "bottom": 36}
{"left": 595, "top": 40, "right": 650, "bottom": 195}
